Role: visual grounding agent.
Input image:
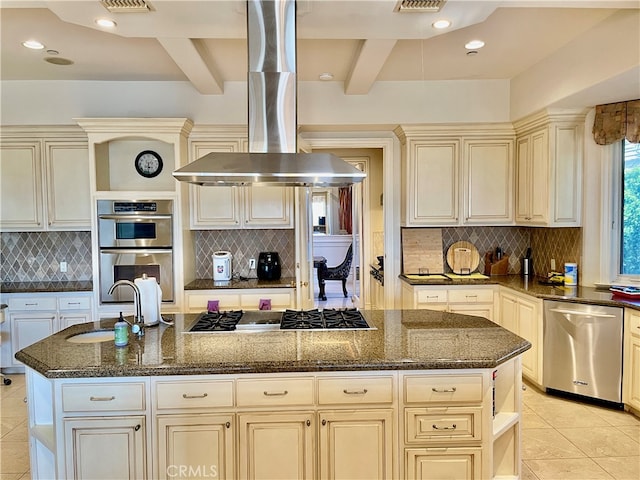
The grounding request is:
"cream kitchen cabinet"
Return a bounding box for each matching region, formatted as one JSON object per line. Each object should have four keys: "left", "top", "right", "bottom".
{"left": 514, "top": 109, "right": 585, "bottom": 226}
{"left": 239, "top": 411, "right": 315, "bottom": 479}
{"left": 184, "top": 288, "right": 295, "bottom": 312}
{"left": 623, "top": 308, "right": 640, "bottom": 412}
{"left": 395, "top": 125, "right": 515, "bottom": 227}
{"left": 401, "top": 284, "right": 497, "bottom": 322}
{"left": 189, "top": 140, "right": 293, "bottom": 229}
{"left": 498, "top": 288, "right": 543, "bottom": 386}
{"left": 319, "top": 409, "right": 395, "bottom": 480}
{"left": 3, "top": 292, "right": 94, "bottom": 370}
{"left": 63, "top": 416, "right": 147, "bottom": 479}
{"left": 58, "top": 379, "right": 150, "bottom": 480}
{"left": 0, "top": 136, "right": 90, "bottom": 232}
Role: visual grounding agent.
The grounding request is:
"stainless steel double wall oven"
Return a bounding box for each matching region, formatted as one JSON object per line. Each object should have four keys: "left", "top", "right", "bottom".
{"left": 98, "top": 200, "right": 174, "bottom": 304}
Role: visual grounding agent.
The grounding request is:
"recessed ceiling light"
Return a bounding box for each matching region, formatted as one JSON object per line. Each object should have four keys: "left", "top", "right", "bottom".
{"left": 465, "top": 40, "right": 485, "bottom": 50}
{"left": 95, "top": 18, "right": 117, "bottom": 28}
{"left": 432, "top": 19, "right": 451, "bottom": 29}
{"left": 46, "top": 49, "right": 59, "bottom": 55}
{"left": 45, "top": 57, "right": 74, "bottom": 66}
{"left": 466, "top": 50, "right": 478, "bottom": 56}
{"left": 319, "top": 72, "right": 334, "bottom": 81}
{"left": 22, "top": 40, "right": 45, "bottom": 50}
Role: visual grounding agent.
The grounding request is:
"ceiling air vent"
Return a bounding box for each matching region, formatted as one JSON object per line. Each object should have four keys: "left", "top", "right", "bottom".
{"left": 394, "top": 0, "right": 447, "bottom": 13}
{"left": 100, "top": 0, "right": 152, "bottom": 13}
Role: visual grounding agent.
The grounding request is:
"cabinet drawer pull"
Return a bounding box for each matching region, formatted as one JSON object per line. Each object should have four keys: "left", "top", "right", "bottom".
{"left": 134, "top": 424, "right": 141, "bottom": 431}
{"left": 182, "top": 393, "right": 208, "bottom": 399}
{"left": 431, "top": 387, "right": 457, "bottom": 393}
{"left": 225, "top": 422, "right": 231, "bottom": 429}
{"left": 25, "top": 303, "right": 38, "bottom": 306}
{"left": 343, "top": 388, "right": 368, "bottom": 395}
{"left": 89, "top": 396, "right": 116, "bottom": 402}
{"left": 67, "top": 302, "right": 81, "bottom": 305}
{"left": 263, "top": 390, "right": 288, "bottom": 396}
{"left": 465, "top": 295, "right": 477, "bottom": 299}
{"left": 432, "top": 424, "right": 457, "bottom": 430}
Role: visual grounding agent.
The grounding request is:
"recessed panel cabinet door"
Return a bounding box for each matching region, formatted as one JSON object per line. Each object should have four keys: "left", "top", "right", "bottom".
{"left": 243, "top": 186, "right": 293, "bottom": 228}
{"left": 407, "top": 140, "right": 459, "bottom": 225}
{"left": 45, "top": 141, "right": 91, "bottom": 230}
{"left": 463, "top": 139, "right": 513, "bottom": 224}
{"left": 157, "top": 414, "right": 234, "bottom": 480}
{"left": 405, "top": 447, "right": 482, "bottom": 480}
{"left": 63, "top": 416, "right": 147, "bottom": 480}
{"left": 319, "top": 409, "right": 394, "bottom": 480}
{"left": 189, "top": 142, "right": 242, "bottom": 229}
{"left": 239, "top": 411, "right": 315, "bottom": 480}
{"left": 0, "top": 141, "right": 43, "bottom": 230}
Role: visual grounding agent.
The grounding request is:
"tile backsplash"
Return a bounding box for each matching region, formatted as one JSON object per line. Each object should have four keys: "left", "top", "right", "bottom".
{"left": 0, "top": 227, "right": 582, "bottom": 284}
{"left": 194, "top": 229, "right": 295, "bottom": 279}
{"left": 1, "top": 231, "right": 93, "bottom": 282}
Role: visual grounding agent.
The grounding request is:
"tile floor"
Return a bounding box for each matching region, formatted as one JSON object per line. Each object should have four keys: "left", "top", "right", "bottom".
{"left": 0, "top": 373, "right": 30, "bottom": 480}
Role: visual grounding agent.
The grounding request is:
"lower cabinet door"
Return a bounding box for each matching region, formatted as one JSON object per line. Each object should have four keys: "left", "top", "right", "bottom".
{"left": 319, "top": 409, "right": 394, "bottom": 480}
{"left": 239, "top": 411, "right": 315, "bottom": 480}
{"left": 156, "top": 414, "right": 234, "bottom": 480}
{"left": 63, "top": 416, "right": 146, "bottom": 479}
{"left": 405, "top": 447, "right": 482, "bottom": 480}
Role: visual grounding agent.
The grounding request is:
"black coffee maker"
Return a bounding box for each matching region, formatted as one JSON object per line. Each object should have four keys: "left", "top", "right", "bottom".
{"left": 257, "top": 252, "right": 281, "bottom": 280}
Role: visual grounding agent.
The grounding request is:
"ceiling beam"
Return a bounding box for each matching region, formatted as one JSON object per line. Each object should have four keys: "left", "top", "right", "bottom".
{"left": 157, "top": 37, "right": 223, "bottom": 95}
{"left": 345, "top": 39, "right": 397, "bottom": 95}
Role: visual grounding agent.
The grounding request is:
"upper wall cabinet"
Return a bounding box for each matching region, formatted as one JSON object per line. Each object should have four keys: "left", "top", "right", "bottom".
{"left": 514, "top": 109, "right": 586, "bottom": 227}
{"left": 76, "top": 118, "right": 193, "bottom": 195}
{"left": 189, "top": 132, "right": 293, "bottom": 230}
{"left": 395, "top": 124, "right": 515, "bottom": 227}
{"left": 0, "top": 128, "right": 91, "bottom": 231}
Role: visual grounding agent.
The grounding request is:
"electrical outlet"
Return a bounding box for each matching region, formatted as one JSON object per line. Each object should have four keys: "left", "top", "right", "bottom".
{"left": 249, "top": 258, "right": 256, "bottom": 270}
{"left": 550, "top": 258, "right": 556, "bottom": 271}
{"left": 60, "top": 261, "right": 68, "bottom": 273}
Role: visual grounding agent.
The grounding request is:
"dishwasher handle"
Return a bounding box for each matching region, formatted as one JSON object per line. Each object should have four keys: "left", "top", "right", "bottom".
{"left": 548, "top": 308, "right": 617, "bottom": 318}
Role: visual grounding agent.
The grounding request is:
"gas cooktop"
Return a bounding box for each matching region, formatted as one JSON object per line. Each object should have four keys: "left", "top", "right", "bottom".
{"left": 188, "top": 308, "right": 371, "bottom": 332}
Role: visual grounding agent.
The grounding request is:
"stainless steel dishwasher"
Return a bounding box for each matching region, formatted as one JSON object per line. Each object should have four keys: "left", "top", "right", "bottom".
{"left": 543, "top": 300, "right": 623, "bottom": 406}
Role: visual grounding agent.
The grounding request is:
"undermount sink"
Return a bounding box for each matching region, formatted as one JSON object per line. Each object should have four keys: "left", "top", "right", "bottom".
{"left": 66, "top": 330, "right": 115, "bottom": 344}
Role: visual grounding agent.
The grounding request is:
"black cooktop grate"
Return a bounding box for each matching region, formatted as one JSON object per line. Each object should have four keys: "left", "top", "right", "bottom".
{"left": 280, "top": 309, "right": 324, "bottom": 329}
{"left": 189, "top": 310, "right": 243, "bottom": 332}
{"left": 322, "top": 308, "right": 370, "bottom": 329}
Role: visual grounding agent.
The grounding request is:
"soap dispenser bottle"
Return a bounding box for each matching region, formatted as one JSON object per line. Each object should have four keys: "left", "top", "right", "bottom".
{"left": 114, "top": 312, "right": 129, "bottom": 347}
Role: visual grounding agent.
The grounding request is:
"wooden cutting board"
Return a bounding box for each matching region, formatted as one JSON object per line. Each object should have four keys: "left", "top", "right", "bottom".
{"left": 402, "top": 229, "right": 444, "bottom": 274}
{"left": 446, "top": 241, "right": 480, "bottom": 274}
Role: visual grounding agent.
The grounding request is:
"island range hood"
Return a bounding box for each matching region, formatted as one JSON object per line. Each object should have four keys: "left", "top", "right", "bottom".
{"left": 173, "top": 0, "right": 366, "bottom": 187}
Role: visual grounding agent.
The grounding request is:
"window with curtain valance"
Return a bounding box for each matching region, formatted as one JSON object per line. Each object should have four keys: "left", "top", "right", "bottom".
{"left": 592, "top": 99, "right": 640, "bottom": 145}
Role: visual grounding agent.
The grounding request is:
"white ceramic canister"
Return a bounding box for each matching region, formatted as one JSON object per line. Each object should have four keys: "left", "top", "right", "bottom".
{"left": 564, "top": 263, "right": 578, "bottom": 286}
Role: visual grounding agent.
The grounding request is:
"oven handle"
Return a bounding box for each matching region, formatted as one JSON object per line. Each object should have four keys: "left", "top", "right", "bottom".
{"left": 98, "top": 214, "right": 173, "bottom": 220}
{"left": 99, "top": 248, "right": 173, "bottom": 254}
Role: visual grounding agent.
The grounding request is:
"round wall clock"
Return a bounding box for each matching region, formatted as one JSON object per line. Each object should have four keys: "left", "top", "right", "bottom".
{"left": 134, "top": 150, "right": 163, "bottom": 178}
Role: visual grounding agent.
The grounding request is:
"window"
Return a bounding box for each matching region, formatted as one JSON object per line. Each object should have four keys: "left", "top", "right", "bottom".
{"left": 620, "top": 139, "right": 640, "bottom": 276}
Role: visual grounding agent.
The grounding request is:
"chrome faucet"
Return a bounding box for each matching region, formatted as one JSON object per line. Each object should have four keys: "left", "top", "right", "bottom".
{"left": 108, "top": 280, "right": 144, "bottom": 336}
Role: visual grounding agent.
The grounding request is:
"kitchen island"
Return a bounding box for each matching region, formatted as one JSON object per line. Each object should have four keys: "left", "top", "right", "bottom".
{"left": 17, "top": 309, "right": 530, "bottom": 480}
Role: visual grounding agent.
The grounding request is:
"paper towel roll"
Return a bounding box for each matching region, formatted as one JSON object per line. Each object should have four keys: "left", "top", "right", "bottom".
{"left": 134, "top": 275, "right": 161, "bottom": 326}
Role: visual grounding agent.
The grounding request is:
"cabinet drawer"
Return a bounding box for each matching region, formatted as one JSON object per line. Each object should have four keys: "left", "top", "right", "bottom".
{"left": 404, "top": 375, "right": 483, "bottom": 404}
{"left": 186, "top": 293, "right": 241, "bottom": 312}
{"left": 318, "top": 376, "right": 393, "bottom": 405}
{"left": 58, "top": 296, "right": 91, "bottom": 310}
{"left": 448, "top": 289, "right": 494, "bottom": 304}
{"left": 416, "top": 290, "right": 448, "bottom": 304}
{"left": 62, "top": 382, "right": 146, "bottom": 412}
{"left": 405, "top": 407, "right": 482, "bottom": 443}
{"left": 237, "top": 377, "right": 313, "bottom": 407}
{"left": 155, "top": 380, "right": 234, "bottom": 409}
{"left": 8, "top": 296, "right": 56, "bottom": 311}
{"left": 240, "top": 292, "right": 293, "bottom": 310}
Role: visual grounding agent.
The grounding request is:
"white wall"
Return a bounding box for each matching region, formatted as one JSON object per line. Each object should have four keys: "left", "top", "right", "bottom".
{"left": 0, "top": 79, "right": 511, "bottom": 126}
{"left": 510, "top": 9, "right": 640, "bottom": 121}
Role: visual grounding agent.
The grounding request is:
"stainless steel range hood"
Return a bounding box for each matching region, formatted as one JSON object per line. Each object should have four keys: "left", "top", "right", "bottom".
{"left": 173, "top": 0, "right": 365, "bottom": 187}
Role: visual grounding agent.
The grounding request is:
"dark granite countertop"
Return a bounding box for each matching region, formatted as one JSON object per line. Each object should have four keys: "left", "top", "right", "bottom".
{"left": 1, "top": 280, "right": 93, "bottom": 294}
{"left": 185, "top": 277, "right": 297, "bottom": 290}
{"left": 399, "top": 274, "right": 640, "bottom": 311}
{"left": 15, "top": 310, "right": 530, "bottom": 379}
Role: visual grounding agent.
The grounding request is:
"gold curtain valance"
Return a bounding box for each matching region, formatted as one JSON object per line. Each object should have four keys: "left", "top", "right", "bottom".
{"left": 592, "top": 99, "right": 640, "bottom": 145}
